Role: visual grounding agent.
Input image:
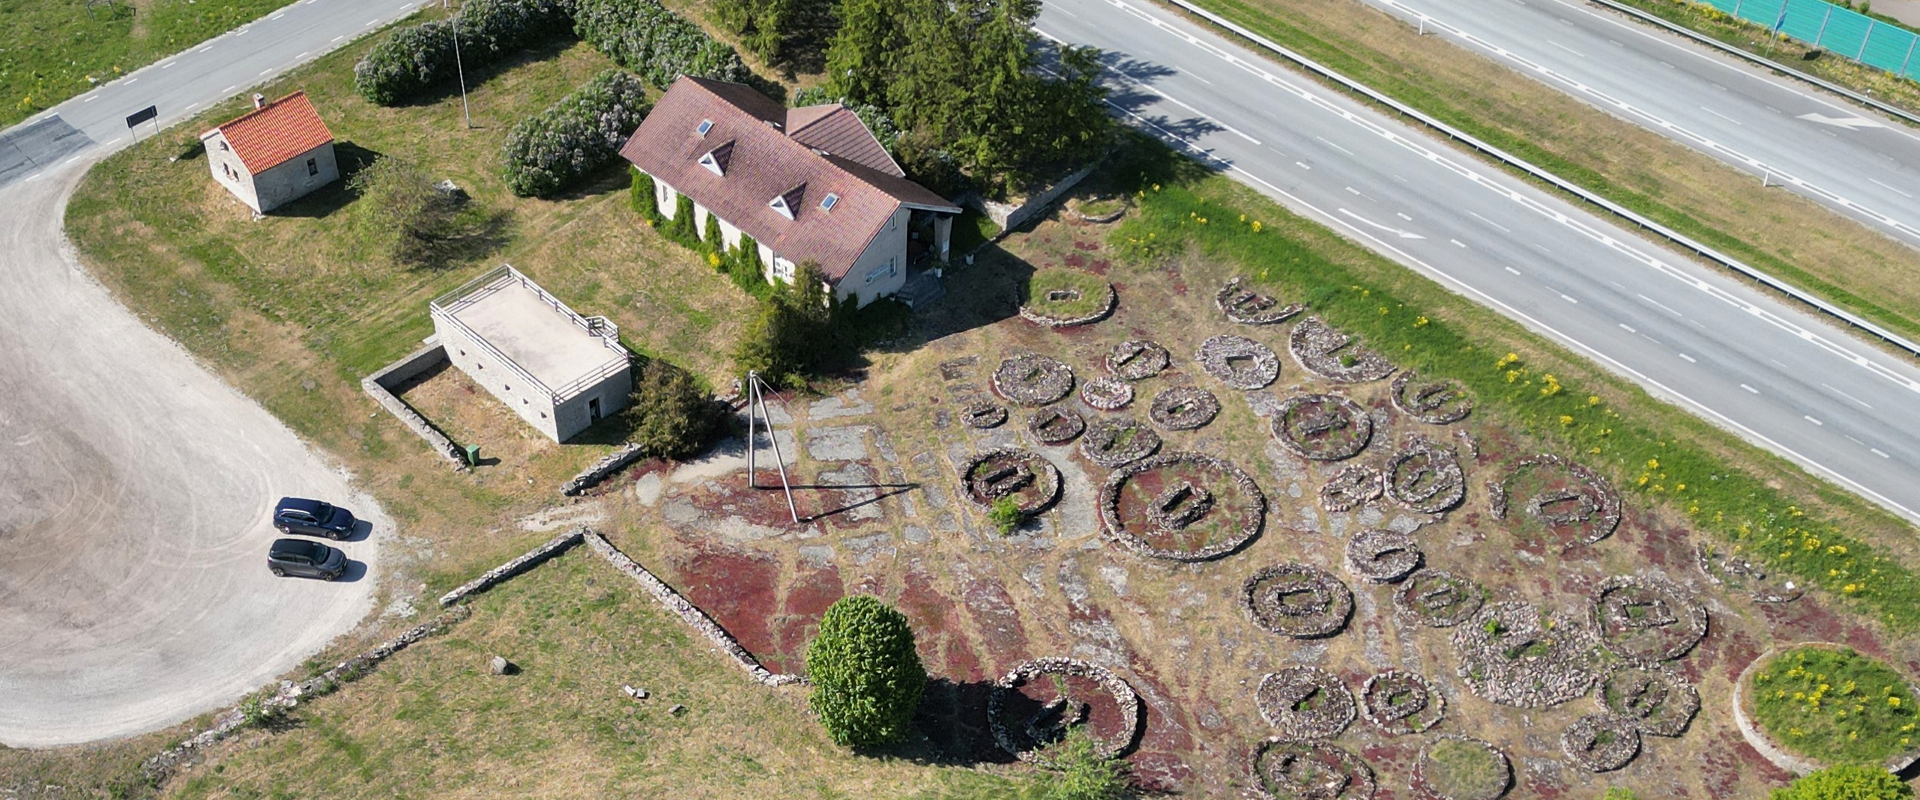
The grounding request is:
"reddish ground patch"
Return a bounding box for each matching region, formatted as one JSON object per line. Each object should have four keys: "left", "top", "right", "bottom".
{"left": 667, "top": 539, "right": 782, "bottom": 664}
{"left": 768, "top": 563, "right": 843, "bottom": 674}
{"left": 962, "top": 576, "right": 1029, "bottom": 675}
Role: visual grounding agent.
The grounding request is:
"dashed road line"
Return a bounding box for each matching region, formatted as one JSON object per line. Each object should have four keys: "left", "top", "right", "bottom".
{"left": 1396, "top": 212, "right": 1412, "bottom": 221}
{"left": 1805, "top": 415, "right": 1824, "bottom": 426}
{"left": 1740, "top": 383, "right": 1758, "bottom": 393}
{"left": 1678, "top": 352, "right": 1696, "bottom": 362}
{"left": 1468, "top": 211, "right": 1511, "bottom": 233}
{"left": 1505, "top": 266, "right": 1522, "bottom": 275}
{"left": 1619, "top": 323, "right": 1636, "bottom": 333}
{"left": 1314, "top": 135, "right": 1354, "bottom": 156}
{"left": 1560, "top": 293, "right": 1579, "bottom": 304}
{"left": 1869, "top": 177, "right": 1914, "bottom": 199}
{"left": 1874, "top": 448, "right": 1892, "bottom": 459}
{"left": 1699, "top": 106, "right": 1742, "bottom": 125}
{"left": 1822, "top": 383, "right": 1874, "bottom": 409}
{"left": 1450, "top": 239, "right": 1467, "bottom": 248}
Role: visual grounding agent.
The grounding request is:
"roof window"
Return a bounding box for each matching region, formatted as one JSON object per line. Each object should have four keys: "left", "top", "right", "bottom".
{"left": 820, "top": 193, "right": 839, "bottom": 211}
{"left": 770, "top": 183, "right": 807, "bottom": 221}
{"left": 697, "top": 141, "right": 733, "bottom": 177}
{"left": 769, "top": 195, "right": 794, "bottom": 221}
{"left": 696, "top": 119, "right": 714, "bottom": 137}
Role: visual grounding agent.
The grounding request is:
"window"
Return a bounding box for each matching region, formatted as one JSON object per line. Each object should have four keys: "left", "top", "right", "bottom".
{"left": 864, "top": 258, "right": 896, "bottom": 285}
{"left": 219, "top": 141, "right": 229, "bottom": 152}
{"left": 698, "top": 152, "right": 724, "bottom": 177}
{"left": 769, "top": 195, "right": 794, "bottom": 221}
{"left": 773, "top": 258, "right": 795, "bottom": 281}
{"left": 307, "top": 158, "right": 318, "bottom": 177}
{"left": 696, "top": 119, "right": 714, "bottom": 137}
{"left": 820, "top": 193, "right": 839, "bottom": 211}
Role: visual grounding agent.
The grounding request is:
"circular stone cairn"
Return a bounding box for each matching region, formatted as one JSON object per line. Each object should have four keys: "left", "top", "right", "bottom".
{"left": 1080, "top": 376, "right": 1135, "bottom": 411}
{"left": 1290, "top": 317, "right": 1397, "bottom": 383}
{"left": 1196, "top": 334, "right": 1282, "bottom": 390}
{"left": 1413, "top": 736, "right": 1511, "bottom": 800}
{"left": 1588, "top": 576, "right": 1709, "bottom": 662}
{"left": 1245, "top": 564, "right": 1355, "bottom": 639}
{"left": 1080, "top": 417, "right": 1162, "bottom": 468}
{"left": 993, "top": 353, "right": 1076, "bottom": 407}
{"left": 1360, "top": 670, "right": 1445, "bottom": 735}
{"left": 1149, "top": 386, "right": 1221, "bottom": 431}
{"left": 1217, "top": 277, "right": 1307, "bottom": 325}
{"left": 1320, "top": 464, "right": 1384, "bottom": 513}
{"left": 1452, "top": 601, "right": 1600, "bottom": 708}
{"left": 1395, "top": 569, "right": 1486, "bottom": 628}
{"left": 1257, "top": 666, "right": 1357, "bottom": 739}
{"left": 1027, "top": 407, "right": 1087, "bottom": 445}
{"left": 1344, "top": 529, "right": 1423, "bottom": 584}
{"left": 1561, "top": 714, "right": 1642, "bottom": 772}
{"left": 989, "top": 657, "right": 1144, "bottom": 765}
{"left": 1107, "top": 340, "right": 1171, "bottom": 381}
{"left": 1391, "top": 371, "right": 1475, "bottom": 425}
{"left": 1018, "top": 279, "right": 1117, "bottom": 328}
{"left": 1273, "top": 394, "right": 1374, "bottom": 461}
{"left": 1101, "top": 453, "right": 1266, "bottom": 562}
{"left": 1487, "top": 454, "right": 1622, "bottom": 548}
{"left": 1385, "top": 434, "right": 1467, "bottom": 514}
{"left": 962, "top": 448, "right": 1064, "bottom": 516}
{"left": 962, "top": 401, "right": 1008, "bottom": 429}
{"left": 1596, "top": 662, "right": 1699, "bottom": 738}
{"left": 1249, "top": 739, "right": 1378, "bottom": 800}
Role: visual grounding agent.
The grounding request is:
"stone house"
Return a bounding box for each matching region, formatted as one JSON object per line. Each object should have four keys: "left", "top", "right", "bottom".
{"left": 619, "top": 77, "right": 961, "bottom": 307}
{"left": 199, "top": 91, "right": 339, "bottom": 214}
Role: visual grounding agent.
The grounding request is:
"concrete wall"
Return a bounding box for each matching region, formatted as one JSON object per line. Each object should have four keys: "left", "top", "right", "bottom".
{"left": 202, "top": 131, "right": 262, "bottom": 213}
{"left": 975, "top": 163, "right": 1097, "bottom": 231}
{"left": 361, "top": 342, "right": 466, "bottom": 469}
{"left": 551, "top": 366, "right": 633, "bottom": 442}
{"left": 253, "top": 142, "right": 339, "bottom": 213}
{"left": 433, "top": 314, "right": 565, "bottom": 442}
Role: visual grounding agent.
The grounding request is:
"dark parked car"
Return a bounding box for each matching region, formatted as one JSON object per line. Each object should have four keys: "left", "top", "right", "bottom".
{"left": 272, "top": 497, "right": 356, "bottom": 539}
{"left": 267, "top": 538, "right": 347, "bottom": 580}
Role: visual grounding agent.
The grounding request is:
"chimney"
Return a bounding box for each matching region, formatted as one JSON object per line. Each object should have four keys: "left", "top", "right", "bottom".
{"left": 252, "top": 93, "right": 266, "bottom": 110}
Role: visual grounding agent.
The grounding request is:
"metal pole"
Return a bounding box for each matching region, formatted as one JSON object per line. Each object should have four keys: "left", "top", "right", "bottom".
{"left": 443, "top": 0, "right": 471, "bottom": 128}
{"left": 1859, "top": 20, "right": 1875, "bottom": 61}
{"left": 1902, "top": 34, "right": 1918, "bottom": 77}
{"left": 752, "top": 376, "right": 801, "bottom": 524}
{"left": 1815, "top": 5, "right": 1833, "bottom": 49}
{"left": 745, "top": 371, "right": 757, "bottom": 489}
{"left": 1734, "top": 0, "right": 1745, "bottom": 18}
{"left": 1418, "top": 17, "right": 1426, "bottom": 35}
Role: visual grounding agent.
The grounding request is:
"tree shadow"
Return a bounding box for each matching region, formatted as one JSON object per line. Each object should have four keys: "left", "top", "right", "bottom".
{"left": 863, "top": 677, "right": 1019, "bottom": 766}
{"left": 276, "top": 141, "right": 382, "bottom": 220}
{"left": 411, "top": 206, "right": 514, "bottom": 272}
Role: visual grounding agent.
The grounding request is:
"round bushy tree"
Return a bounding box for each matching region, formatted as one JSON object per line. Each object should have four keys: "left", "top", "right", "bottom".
{"left": 806, "top": 595, "right": 926, "bottom": 747}
{"left": 1771, "top": 766, "right": 1914, "bottom": 800}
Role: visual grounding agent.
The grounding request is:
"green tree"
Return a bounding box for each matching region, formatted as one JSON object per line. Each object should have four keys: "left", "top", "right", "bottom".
{"left": 1601, "top": 789, "right": 1640, "bottom": 800}
{"left": 703, "top": 212, "right": 726, "bottom": 259}
{"left": 1028, "top": 727, "right": 1131, "bottom": 800}
{"left": 624, "top": 360, "right": 725, "bottom": 459}
{"left": 805, "top": 595, "right": 927, "bottom": 747}
{"left": 630, "top": 167, "right": 663, "bottom": 225}
{"left": 733, "top": 260, "right": 841, "bottom": 388}
{"left": 346, "top": 157, "right": 465, "bottom": 267}
{"left": 1771, "top": 766, "right": 1914, "bottom": 800}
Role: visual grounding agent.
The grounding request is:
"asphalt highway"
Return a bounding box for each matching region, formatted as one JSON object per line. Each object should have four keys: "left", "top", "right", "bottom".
{"left": 1036, "top": 0, "right": 1920, "bottom": 523}
{"left": 1354, "top": 0, "right": 1920, "bottom": 249}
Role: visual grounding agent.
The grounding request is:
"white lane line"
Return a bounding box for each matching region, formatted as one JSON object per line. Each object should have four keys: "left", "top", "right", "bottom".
{"left": 271, "top": 11, "right": 285, "bottom": 19}
{"left": 1315, "top": 135, "right": 1354, "bottom": 156}
{"left": 260, "top": 68, "right": 275, "bottom": 76}
{"left": 185, "top": 102, "right": 200, "bottom": 111}
{"left": 224, "top": 85, "right": 237, "bottom": 93}
{"left": 1822, "top": 383, "right": 1874, "bottom": 409}
{"left": 1619, "top": 323, "right": 1636, "bottom": 333}
{"left": 84, "top": 96, "right": 99, "bottom": 103}
{"left": 236, "top": 28, "right": 249, "bottom": 36}
{"left": 1547, "top": 40, "right": 1585, "bottom": 58}
{"left": 1805, "top": 415, "right": 1824, "bottom": 426}
{"left": 1869, "top": 177, "right": 1914, "bottom": 199}
{"left": 1345, "top": 186, "right": 1361, "bottom": 195}
{"left": 125, "top": 77, "right": 137, "bottom": 84}
{"left": 1533, "top": 243, "right": 1551, "bottom": 253}
{"left": 366, "top": 18, "right": 379, "bottom": 26}
{"left": 1505, "top": 266, "right": 1522, "bottom": 275}
{"left": 1054, "top": 3, "right": 1078, "bottom": 15}
{"left": 1229, "top": 127, "right": 1260, "bottom": 144}
{"left": 333, "top": 35, "right": 346, "bottom": 42}
{"left": 298, "top": 51, "right": 310, "bottom": 59}
{"left": 161, "top": 61, "right": 176, "bottom": 69}
{"left": 198, "top": 45, "right": 214, "bottom": 53}
{"left": 1678, "top": 352, "right": 1697, "bottom": 363}
{"left": 1770, "top": 358, "right": 1789, "bottom": 368}
{"left": 1874, "top": 448, "right": 1892, "bottom": 459}
{"left": 1740, "top": 383, "right": 1758, "bottom": 393}
{"left": 1699, "top": 106, "right": 1742, "bottom": 126}
{"left": 1636, "top": 293, "right": 1682, "bottom": 318}
{"left": 1560, "top": 293, "right": 1579, "bottom": 304}
{"left": 1450, "top": 239, "right": 1467, "bottom": 248}
{"left": 1847, "top": 434, "right": 1867, "bottom": 445}
{"left": 1467, "top": 211, "right": 1511, "bottom": 233}
{"left": 1295, "top": 161, "right": 1311, "bottom": 170}
{"left": 62, "top": 155, "right": 86, "bottom": 166}
{"left": 1396, "top": 212, "right": 1412, "bottom": 221}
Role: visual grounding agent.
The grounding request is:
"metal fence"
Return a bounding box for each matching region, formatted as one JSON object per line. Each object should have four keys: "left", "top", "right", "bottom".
{"left": 1701, "top": 0, "right": 1920, "bottom": 79}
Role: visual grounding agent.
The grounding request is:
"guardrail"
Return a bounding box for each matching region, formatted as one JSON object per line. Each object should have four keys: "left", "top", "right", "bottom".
{"left": 1162, "top": 0, "right": 1920, "bottom": 359}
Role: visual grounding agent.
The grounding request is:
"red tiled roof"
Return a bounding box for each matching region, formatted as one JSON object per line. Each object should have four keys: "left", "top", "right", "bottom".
{"left": 202, "top": 92, "right": 334, "bottom": 174}
{"left": 620, "top": 77, "right": 959, "bottom": 282}
{"left": 787, "top": 105, "right": 903, "bottom": 177}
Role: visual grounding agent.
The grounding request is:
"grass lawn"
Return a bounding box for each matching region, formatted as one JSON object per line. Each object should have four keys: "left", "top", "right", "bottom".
{"left": 1171, "top": 0, "right": 1920, "bottom": 347}
{"left": 1750, "top": 645, "right": 1920, "bottom": 766}
{"left": 1021, "top": 268, "right": 1114, "bottom": 320}
{"left": 1, "top": 0, "right": 301, "bottom": 128}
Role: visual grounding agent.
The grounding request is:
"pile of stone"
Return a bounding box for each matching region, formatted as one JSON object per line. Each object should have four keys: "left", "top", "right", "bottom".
{"left": 561, "top": 441, "right": 647, "bottom": 495}
{"left": 992, "top": 353, "right": 1076, "bottom": 406}
{"left": 1587, "top": 575, "right": 1708, "bottom": 662}
{"left": 1359, "top": 670, "right": 1445, "bottom": 735}
{"left": 1452, "top": 601, "right": 1599, "bottom": 708}
{"left": 1394, "top": 569, "right": 1486, "bottom": 628}
{"left": 1561, "top": 714, "right": 1642, "bottom": 772}
{"left": 1272, "top": 394, "right": 1374, "bottom": 461}
{"left": 1695, "top": 543, "right": 1803, "bottom": 603}
{"left": 1385, "top": 434, "right": 1467, "bottom": 514}
{"left": 1247, "top": 738, "right": 1378, "bottom": 800}
{"left": 1319, "top": 464, "right": 1384, "bottom": 513}
{"left": 1344, "top": 530, "right": 1423, "bottom": 584}
{"left": 1245, "top": 563, "right": 1355, "bottom": 639}
{"left": 988, "top": 657, "right": 1144, "bottom": 765}
{"left": 1149, "top": 386, "right": 1220, "bottom": 431}
{"left": 1217, "top": 277, "right": 1307, "bottom": 325}
{"left": 1487, "top": 454, "right": 1622, "bottom": 547}
{"left": 1289, "top": 317, "right": 1396, "bottom": 383}
{"left": 1028, "top": 407, "right": 1087, "bottom": 444}
{"left": 1596, "top": 662, "right": 1699, "bottom": 738}
{"left": 438, "top": 527, "right": 586, "bottom": 607}
{"left": 1081, "top": 417, "right": 1163, "bottom": 468}
{"left": 962, "top": 448, "right": 1064, "bottom": 516}
{"left": 962, "top": 401, "right": 1009, "bottom": 429}
{"left": 1100, "top": 452, "right": 1266, "bottom": 562}
{"left": 1080, "top": 376, "right": 1135, "bottom": 411}
{"left": 1257, "top": 665, "right": 1356, "bottom": 739}
{"left": 1412, "top": 736, "right": 1512, "bottom": 800}
{"left": 1391, "top": 371, "right": 1474, "bottom": 425}
{"left": 1018, "top": 281, "right": 1116, "bottom": 328}
{"left": 1107, "top": 339, "right": 1171, "bottom": 380}
{"left": 1196, "top": 334, "right": 1282, "bottom": 390}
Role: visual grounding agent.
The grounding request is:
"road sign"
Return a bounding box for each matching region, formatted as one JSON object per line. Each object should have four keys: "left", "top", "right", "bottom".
{"left": 125, "top": 105, "right": 157, "bottom": 129}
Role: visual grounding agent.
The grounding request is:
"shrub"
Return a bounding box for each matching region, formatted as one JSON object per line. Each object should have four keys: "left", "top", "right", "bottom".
{"left": 630, "top": 166, "right": 663, "bottom": 225}
{"left": 734, "top": 261, "right": 837, "bottom": 388}
{"left": 354, "top": 0, "right": 573, "bottom": 105}
{"left": 1600, "top": 791, "right": 1639, "bottom": 800}
{"left": 703, "top": 211, "right": 726, "bottom": 257}
{"left": 669, "top": 194, "right": 699, "bottom": 246}
{"left": 574, "top": 0, "right": 748, "bottom": 88}
{"left": 346, "top": 157, "right": 465, "bottom": 266}
{"left": 624, "top": 359, "right": 726, "bottom": 459}
{"left": 988, "top": 497, "right": 1024, "bottom": 535}
{"left": 456, "top": 0, "right": 573, "bottom": 56}
{"left": 1770, "top": 765, "right": 1913, "bottom": 800}
{"left": 501, "top": 69, "right": 650, "bottom": 197}
{"left": 1029, "top": 727, "right": 1131, "bottom": 800}
{"left": 805, "top": 595, "right": 927, "bottom": 747}
{"left": 729, "top": 235, "right": 770, "bottom": 296}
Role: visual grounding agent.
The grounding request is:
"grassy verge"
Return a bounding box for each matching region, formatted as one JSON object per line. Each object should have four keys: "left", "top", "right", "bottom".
{"left": 1022, "top": 268, "right": 1114, "bottom": 318}
{"left": 1750, "top": 645, "right": 1920, "bottom": 765}
{"left": 1171, "top": 0, "right": 1920, "bottom": 347}
{"left": 1, "top": 0, "right": 301, "bottom": 129}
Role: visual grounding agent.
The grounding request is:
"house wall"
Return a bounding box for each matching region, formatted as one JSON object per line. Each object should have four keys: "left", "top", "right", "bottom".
{"left": 551, "top": 367, "right": 633, "bottom": 442}
{"left": 836, "top": 207, "right": 910, "bottom": 307}
{"left": 251, "top": 142, "right": 339, "bottom": 213}
{"left": 203, "top": 131, "right": 262, "bottom": 213}
{"left": 432, "top": 312, "right": 565, "bottom": 442}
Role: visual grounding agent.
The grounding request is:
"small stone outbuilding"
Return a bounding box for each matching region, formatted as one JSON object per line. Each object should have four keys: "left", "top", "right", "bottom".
{"left": 199, "top": 91, "right": 339, "bottom": 214}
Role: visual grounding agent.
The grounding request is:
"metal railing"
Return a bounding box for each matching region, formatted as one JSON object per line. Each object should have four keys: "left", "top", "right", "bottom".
{"left": 430, "top": 264, "right": 632, "bottom": 404}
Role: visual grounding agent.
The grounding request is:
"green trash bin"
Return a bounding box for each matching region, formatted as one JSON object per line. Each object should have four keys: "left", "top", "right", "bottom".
{"left": 464, "top": 444, "right": 482, "bottom": 466}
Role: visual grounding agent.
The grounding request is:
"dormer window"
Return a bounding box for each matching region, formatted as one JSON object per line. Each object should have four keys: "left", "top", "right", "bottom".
{"left": 697, "top": 141, "right": 733, "bottom": 177}
{"left": 820, "top": 193, "right": 839, "bottom": 211}
{"left": 769, "top": 183, "right": 806, "bottom": 221}
{"left": 769, "top": 195, "right": 794, "bottom": 220}
{"left": 696, "top": 119, "right": 714, "bottom": 137}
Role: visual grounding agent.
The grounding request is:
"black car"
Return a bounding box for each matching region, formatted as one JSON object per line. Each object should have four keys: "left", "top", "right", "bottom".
{"left": 267, "top": 538, "right": 347, "bottom": 580}
{"left": 272, "top": 497, "right": 356, "bottom": 539}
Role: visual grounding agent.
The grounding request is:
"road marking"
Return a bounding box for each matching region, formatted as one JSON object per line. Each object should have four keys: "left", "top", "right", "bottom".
{"left": 1764, "top": 105, "right": 1782, "bottom": 114}
{"left": 1822, "top": 383, "right": 1874, "bottom": 409}
{"left": 1659, "top": 60, "right": 1675, "bottom": 69}
{"left": 1396, "top": 212, "right": 1412, "bottom": 221}
{"left": 1798, "top": 112, "right": 1884, "bottom": 130}
{"left": 236, "top": 28, "right": 249, "bottom": 36}
{"left": 125, "top": 77, "right": 137, "bottom": 84}
{"left": 260, "top": 68, "right": 275, "bottom": 76}
{"left": 1740, "top": 383, "right": 1758, "bottom": 393}
{"left": 1295, "top": 161, "right": 1311, "bottom": 170}
{"left": 1847, "top": 434, "right": 1866, "bottom": 445}
{"left": 1699, "top": 106, "right": 1742, "bottom": 126}
{"left": 1636, "top": 293, "right": 1682, "bottom": 317}
{"left": 1619, "top": 323, "right": 1636, "bottom": 333}
{"left": 1314, "top": 135, "right": 1354, "bottom": 156}
{"left": 1608, "top": 38, "right": 1624, "bottom": 47}
{"left": 334, "top": 35, "right": 346, "bottom": 42}
{"left": 1533, "top": 243, "right": 1551, "bottom": 253}
{"left": 1560, "top": 293, "right": 1579, "bottom": 304}
{"left": 1467, "top": 211, "right": 1511, "bottom": 233}
{"left": 161, "top": 61, "right": 176, "bottom": 69}
{"left": 271, "top": 11, "right": 285, "bottom": 19}
{"left": 85, "top": 96, "right": 99, "bottom": 103}
{"left": 1874, "top": 448, "right": 1891, "bottom": 459}
{"left": 224, "top": 85, "right": 237, "bottom": 93}
{"left": 1547, "top": 40, "right": 1585, "bottom": 58}
{"left": 63, "top": 155, "right": 87, "bottom": 167}
{"left": 298, "top": 51, "right": 310, "bottom": 59}
{"left": 1805, "top": 415, "right": 1823, "bottom": 426}
{"left": 1770, "top": 358, "right": 1789, "bottom": 368}
{"left": 1678, "top": 352, "right": 1696, "bottom": 363}
{"left": 1054, "top": 3, "right": 1078, "bottom": 15}
{"left": 1869, "top": 178, "right": 1914, "bottom": 199}
{"left": 1505, "top": 266, "right": 1522, "bottom": 275}
{"left": 198, "top": 45, "right": 214, "bottom": 53}
{"left": 1345, "top": 186, "right": 1361, "bottom": 195}
{"left": 366, "top": 18, "right": 380, "bottom": 26}
{"left": 185, "top": 102, "right": 200, "bottom": 111}
{"left": 1450, "top": 239, "right": 1467, "bottom": 248}
{"left": 1337, "top": 208, "right": 1425, "bottom": 239}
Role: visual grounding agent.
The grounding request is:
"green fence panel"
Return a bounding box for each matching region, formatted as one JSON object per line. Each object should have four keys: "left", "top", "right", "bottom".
{"left": 1690, "top": 0, "right": 1920, "bottom": 80}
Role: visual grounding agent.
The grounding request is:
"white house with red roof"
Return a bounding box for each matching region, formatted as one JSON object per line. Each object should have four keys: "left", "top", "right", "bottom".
{"left": 620, "top": 77, "right": 962, "bottom": 307}
{"left": 200, "top": 91, "right": 339, "bottom": 214}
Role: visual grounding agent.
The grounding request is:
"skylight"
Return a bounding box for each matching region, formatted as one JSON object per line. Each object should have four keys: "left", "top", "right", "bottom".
{"left": 820, "top": 193, "right": 840, "bottom": 211}
{"left": 696, "top": 119, "right": 714, "bottom": 136}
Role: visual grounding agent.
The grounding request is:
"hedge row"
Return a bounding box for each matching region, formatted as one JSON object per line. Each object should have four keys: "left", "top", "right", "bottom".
{"left": 574, "top": 0, "right": 748, "bottom": 88}
{"left": 502, "top": 70, "right": 650, "bottom": 197}
{"left": 353, "top": 0, "right": 573, "bottom": 105}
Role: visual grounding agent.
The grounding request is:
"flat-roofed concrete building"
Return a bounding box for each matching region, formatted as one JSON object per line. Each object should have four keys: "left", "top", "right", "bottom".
{"left": 430, "top": 265, "right": 632, "bottom": 443}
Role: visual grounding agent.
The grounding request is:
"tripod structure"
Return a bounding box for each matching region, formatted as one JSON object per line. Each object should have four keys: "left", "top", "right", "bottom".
{"left": 743, "top": 371, "right": 801, "bottom": 524}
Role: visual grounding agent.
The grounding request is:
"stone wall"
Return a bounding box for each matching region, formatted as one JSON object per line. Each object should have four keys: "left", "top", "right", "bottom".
{"left": 561, "top": 442, "right": 648, "bottom": 496}
{"left": 362, "top": 342, "right": 467, "bottom": 469}
{"left": 972, "top": 163, "right": 1097, "bottom": 232}
{"left": 437, "top": 527, "right": 586, "bottom": 607}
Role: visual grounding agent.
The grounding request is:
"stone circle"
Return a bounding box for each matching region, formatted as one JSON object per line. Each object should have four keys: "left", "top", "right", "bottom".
{"left": 1018, "top": 280, "right": 1116, "bottom": 328}
{"left": 1245, "top": 564, "right": 1355, "bottom": 639}
{"left": 1027, "top": 407, "right": 1086, "bottom": 445}
{"left": 992, "top": 353, "right": 1076, "bottom": 406}
{"left": 1560, "top": 714, "right": 1641, "bottom": 772}
{"left": 1149, "top": 386, "right": 1221, "bottom": 431}
{"left": 1488, "top": 454, "right": 1622, "bottom": 548}
{"left": 1588, "top": 575, "right": 1708, "bottom": 662}
{"left": 1106, "top": 340, "right": 1171, "bottom": 381}
{"left": 1319, "top": 464, "right": 1384, "bottom": 513}
{"left": 1080, "top": 417, "right": 1162, "bottom": 468}
{"left": 1391, "top": 371, "right": 1474, "bottom": 425}
{"left": 1290, "top": 317, "right": 1396, "bottom": 383}
{"left": 961, "top": 401, "right": 1007, "bottom": 429}
{"left": 1100, "top": 452, "right": 1266, "bottom": 562}
{"left": 1257, "top": 666, "right": 1357, "bottom": 740}
{"left": 1394, "top": 569, "right": 1486, "bottom": 628}
{"left": 1273, "top": 394, "right": 1374, "bottom": 461}
{"left": 1596, "top": 662, "right": 1698, "bottom": 738}
{"left": 1359, "top": 670, "right": 1445, "bottom": 735}
{"left": 1218, "top": 277, "right": 1307, "bottom": 325}
{"left": 1248, "top": 738, "right": 1377, "bottom": 800}
{"left": 1344, "top": 529, "right": 1423, "bottom": 584}
{"left": 1412, "top": 735, "right": 1511, "bottom": 800}
{"left": 961, "top": 448, "right": 1064, "bottom": 516}
{"left": 1452, "top": 601, "right": 1600, "bottom": 708}
{"left": 1080, "top": 376, "right": 1135, "bottom": 411}
{"left": 989, "top": 657, "right": 1144, "bottom": 765}
{"left": 1385, "top": 434, "right": 1467, "bottom": 514}
{"left": 1196, "top": 334, "right": 1282, "bottom": 390}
